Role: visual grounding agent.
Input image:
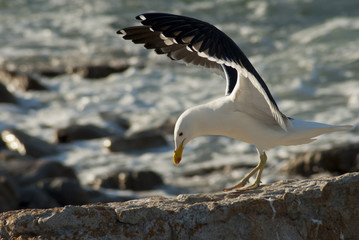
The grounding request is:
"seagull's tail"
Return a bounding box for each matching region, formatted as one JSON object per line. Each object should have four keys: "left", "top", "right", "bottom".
{"left": 282, "top": 119, "right": 352, "bottom": 146}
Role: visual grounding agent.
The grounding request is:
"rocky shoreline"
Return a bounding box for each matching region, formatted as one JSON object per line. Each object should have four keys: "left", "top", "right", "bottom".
{"left": 1, "top": 63, "right": 358, "bottom": 215}
{"left": 1, "top": 172, "right": 358, "bottom": 239}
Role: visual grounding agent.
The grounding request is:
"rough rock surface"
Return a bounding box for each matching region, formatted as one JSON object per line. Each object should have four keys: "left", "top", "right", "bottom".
{"left": 1, "top": 173, "right": 358, "bottom": 240}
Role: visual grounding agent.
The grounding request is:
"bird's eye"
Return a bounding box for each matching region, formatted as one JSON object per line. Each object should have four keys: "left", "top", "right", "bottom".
{"left": 179, "top": 132, "right": 183, "bottom": 136}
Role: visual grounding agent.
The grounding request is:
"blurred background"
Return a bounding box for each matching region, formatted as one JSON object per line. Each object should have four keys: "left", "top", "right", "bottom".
{"left": 0, "top": 0, "right": 358, "bottom": 212}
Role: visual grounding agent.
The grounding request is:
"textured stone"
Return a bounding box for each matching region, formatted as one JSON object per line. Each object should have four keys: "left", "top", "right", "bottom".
{"left": 1, "top": 173, "right": 358, "bottom": 240}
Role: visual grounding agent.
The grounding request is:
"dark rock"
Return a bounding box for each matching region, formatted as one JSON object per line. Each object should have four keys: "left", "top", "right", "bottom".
{"left": 1, "top": 128, "right": 58, "bottom": 158}
{"left": 37, "top": 66, "right": 66, "bottom": 78}
{"left": 0, "top": 159, "right": 77, "bottom": 186}
{"left": 0, "top": 150, "right": 36, "bottom": 162}
{"left": 155, "top": 117, "right": 177, "bottom": 135}
{"left": 0, "top": 83, "right": 17, "bottom": 104}
{"left": 37, "top": 177, "right": 89, "bottom": 206}
{"left": 99, "top": 111, "right": 131, "bottom": 130}
{"left": 118, "top": 171, "right": 164, "bottom": 190}
{"left": 0, "top": 172, "right": 19, "bottom": 213}
{"left": 93, "top": 170, "right": 163, "bottom": 191}
{"left": 87, "top": 189, "right": 136, "bottom": 203}
{"left": 56, "top": 124, "right": 115, "bottom": 143}
{"left": 69, "top": 64, "right": 129, "bottom": 79}
{"left": 19, "top": 185, "right": 59, "bottom": 209}
{"left": 0, "top": 68, "right": 47, "bottom": 91}
{"left": 283, "top": 143, "right": 359, "bottom": 177}
{"left": 19, "top": 160, "right": 78, "bottom": 186}
{"left": 1, "top": 173, "right": 359, "bottom": 239}
{"left": 104, "top": 129, "right": 168, "bottom": 152}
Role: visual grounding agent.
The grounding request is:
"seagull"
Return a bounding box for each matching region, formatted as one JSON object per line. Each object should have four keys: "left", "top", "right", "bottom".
{"left": 118, "top": 13, "right": 352, "bottom": 191}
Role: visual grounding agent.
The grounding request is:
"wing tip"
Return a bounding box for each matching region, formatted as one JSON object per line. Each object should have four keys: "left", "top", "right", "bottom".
{"left": 117, "top": 29, "right": 126, "bottom": 35}
{"left": 136, "top": 14, "right": 146, "bottom": 21}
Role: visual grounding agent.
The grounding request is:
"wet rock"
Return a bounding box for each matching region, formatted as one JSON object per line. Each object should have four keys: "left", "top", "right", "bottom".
{"left": 56, "top": 124, "right": 115, "bottom": 143}
{"left": 99, "top": 111, "right": 131, "bottom": 130}
{"left": 37, "top": 66, "right": 66, "bottom": 78}
{"left": 19, "top": 185, "right": 59, "bottom": 209}
{"left": 155, "top": 117, "right": 177, "bottom": 135}
{"left": 87, "top": 189, "right": 136, "bottom": 203}
{"left": 0, "top": 172, "right": 19, "bottom": 213}
{"left": 20, "top": 160, "right": 78, "bottom": 186}
{"left": 1, "top": 173, "right": 358, "bottom": 239}
{"left": 0, "top": 83, "right": 17, "bottom": 104}
{"left": 0, "top": 158, "right": 77, "bottom": 186}
{"left": 0, "top": 68, "right": 47, "bottom": 91}
{"left": 0, "top": 150, "right": 36, "bottom": 162}
{"left": 93, "top": 170, "right": 163, "bottom": 191}
{"left": 283, "top": 143, "right": 359, "bottom": 177}
{"left": 104, "top": 129, "right": 168, "bottom": 152}
{"left": 1, "top": 128, "right": 58, "bottom": 158}
{"left": 69, "top": 64, "right": 129, "bottom": 79}
{"left": 37, "top": 177, "right": 89, "bottom": 206}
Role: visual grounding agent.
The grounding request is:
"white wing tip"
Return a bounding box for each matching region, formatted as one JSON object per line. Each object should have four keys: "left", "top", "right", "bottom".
{"left": 138, "top": 15, "right": 146, "bottom": 20}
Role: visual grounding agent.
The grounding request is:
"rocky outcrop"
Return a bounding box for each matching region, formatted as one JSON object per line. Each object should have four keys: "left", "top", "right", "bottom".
{"left": 1, "top": 172, "right": 358, "bottom": 240}
{"left": 283, "top": 143, "right": 359, "bottom": 176}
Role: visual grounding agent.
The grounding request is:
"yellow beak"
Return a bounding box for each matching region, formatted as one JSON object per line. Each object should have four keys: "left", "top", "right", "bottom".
{"left": 173, "top": 140, "right": 184, "bottom": 166}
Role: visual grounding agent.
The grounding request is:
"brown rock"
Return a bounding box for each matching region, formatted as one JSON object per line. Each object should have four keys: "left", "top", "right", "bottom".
{"left": 283, "top": 143, "right": 359, "bottom": 177}
{"left": 0, "top": 173, "right": 358, "bottom": 239}
{"left": 104, "top": 129, "right": 168, "bottom": 152}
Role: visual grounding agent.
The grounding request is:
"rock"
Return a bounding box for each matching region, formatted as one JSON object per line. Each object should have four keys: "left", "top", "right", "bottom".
{"left": 87, "top": 189, "right": 136, "bottom": 204}
{"left": 69, "top": 64, "right": 129, "bottom": 79}
{"left": 1, "top": 128, "right": 58, "bottom": 158}
{"left": 0, "top": 68, "right": 47, "bottom": 91}
{"left": 155, "top": 116, "right": 177, "bottom": 135}
{"left": 93, "top": 170, "right": 163, "bottom": 190}
{"left": 0, "top": 83, "right": 17, "bottom": 104}
{"left": 283, "top": 143, "right": 359, "bottom": 177}
{"left": 0, "top": 173, "right": 358, "bottom": 239}
{"left": 56, "top": 124, "right": 115, "bottom": 143}
{"left": 0, "top": 172, "right": 19, "bottom": 213}
{"left": 0, "top": 159, "right": 77, "bottom": 186}
{"left": 104, "top": 129, "right": 168, "bottom": 152}
{"left": 19, "top": 160, "right": 78, "bottom": 186}
{"left": 0, "top": 149, "right": 35, "bottom": 162}
{"left": 99, "top": 111, "right": 131, "bottom": 130}
{"left": 37, "top": 177, "right": 89, "bottom": 206}
{"left": 19, "top": 185, "right": 60, "bottom": 209}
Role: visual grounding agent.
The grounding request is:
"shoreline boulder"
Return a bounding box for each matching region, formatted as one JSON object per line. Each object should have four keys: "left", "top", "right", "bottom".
{"left": 0, "top": 172, "right": 358, "bottom": 240}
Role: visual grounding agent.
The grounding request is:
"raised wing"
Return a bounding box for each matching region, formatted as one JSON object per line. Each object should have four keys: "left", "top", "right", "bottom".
{"left": 118, "top": 13, "right": 289, "bottom": 130}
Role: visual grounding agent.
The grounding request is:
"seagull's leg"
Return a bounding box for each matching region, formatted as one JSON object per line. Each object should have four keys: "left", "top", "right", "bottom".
{"left": 223, "top": 152, "right": 267, "bottom": 192}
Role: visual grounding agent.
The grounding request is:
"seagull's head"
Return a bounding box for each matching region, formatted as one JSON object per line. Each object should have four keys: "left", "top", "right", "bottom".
{"left": 173, "top": 108, "right": 203, "bottom": 165}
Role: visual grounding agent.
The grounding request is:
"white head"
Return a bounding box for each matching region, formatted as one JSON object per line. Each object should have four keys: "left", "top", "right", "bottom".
{"left": 173, "top": 108, "right": 204, "bottom": 165}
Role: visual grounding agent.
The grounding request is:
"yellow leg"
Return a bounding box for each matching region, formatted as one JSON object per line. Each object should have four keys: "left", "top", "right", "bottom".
{"left": 224, "top": 152, "right": 267, "bottom": 192}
